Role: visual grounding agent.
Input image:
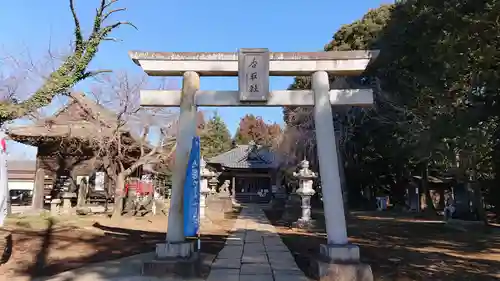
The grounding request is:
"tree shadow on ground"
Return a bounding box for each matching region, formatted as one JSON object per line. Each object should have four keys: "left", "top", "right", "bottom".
{"left": 6, "top": 203, "right": 240, "bottom": 280}
{"left": 264, "top": 208, "right": 500, "bottom": 281}
{"left": 12, "top": 203, "right": 498, "bottom": 280}
{"left": 25, "top": 218, "right": 55, "bottom": 278}
{"left": 90, "top": 222, "right": 229, "bottom": 256}
{"left": 0, "top": 232, "right": 13, "bottom": 265}
{"left": 11, "top": 220, "right": 160, "bottom": 279}
{"left": 20, "top": 205, "right": 268, "bottom": 281}
{"left": 14, "top": 227, "right": 226, "bottom": 279}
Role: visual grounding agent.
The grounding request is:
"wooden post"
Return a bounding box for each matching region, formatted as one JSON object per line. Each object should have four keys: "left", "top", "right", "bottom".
{"left": 32, "top": 156, "right": 45, "bottom": 210}
{"left": 231, "top": 176, "right": 237, "bottom": 205}
{"left": 166, "top": 71, "right": 199, "bottom": 243}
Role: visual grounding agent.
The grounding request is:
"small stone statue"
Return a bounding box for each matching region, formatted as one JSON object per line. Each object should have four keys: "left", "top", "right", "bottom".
{"left": 219, "top": 180, "right": 231, "bottom": 196}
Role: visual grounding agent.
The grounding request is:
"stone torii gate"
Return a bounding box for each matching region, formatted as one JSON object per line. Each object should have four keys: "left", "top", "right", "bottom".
{"left": 131, "top": 49, "right": 378, "bottom": 279}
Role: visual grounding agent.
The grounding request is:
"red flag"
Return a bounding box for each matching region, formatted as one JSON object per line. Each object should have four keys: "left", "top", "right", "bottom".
{"left": 0, "top": 139, "right": 5, "bottom": 152}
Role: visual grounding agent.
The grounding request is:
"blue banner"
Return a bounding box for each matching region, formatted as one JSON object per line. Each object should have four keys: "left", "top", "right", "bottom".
{"left": 183, "top": 136, "right": 201, "bottom": 237}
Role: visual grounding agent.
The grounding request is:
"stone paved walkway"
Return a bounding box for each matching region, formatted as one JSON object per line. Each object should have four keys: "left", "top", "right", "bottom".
{"left": 207, "top": 204, "right": 310, "bottom": 281}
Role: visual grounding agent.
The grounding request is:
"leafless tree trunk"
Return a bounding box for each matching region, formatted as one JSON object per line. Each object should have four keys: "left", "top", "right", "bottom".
{"left": 84, "top": 72, "right": 179, "bottom": 219}
{"left": 113, "top": 173, "right": 126, "bottom": 217}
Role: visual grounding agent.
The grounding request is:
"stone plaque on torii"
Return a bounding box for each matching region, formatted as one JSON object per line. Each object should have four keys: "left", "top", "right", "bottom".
{"left": 130, "top": 49, "right": 379, "bottom": 279}
{"left": 238, "top": 48, "right": 270, "bottom": 102}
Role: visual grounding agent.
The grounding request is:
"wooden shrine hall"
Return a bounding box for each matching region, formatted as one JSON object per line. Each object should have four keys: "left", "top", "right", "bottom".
{"left": 207, "top": 141, "right": 281, "bottom": 203}
{"left": 7, "top": 92, "right": 145, "bottom": 208}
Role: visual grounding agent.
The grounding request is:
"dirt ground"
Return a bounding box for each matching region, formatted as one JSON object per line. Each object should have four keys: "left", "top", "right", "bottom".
{"left": 265, "top": 208, "right": 500, "bottom": 281}
{"left": 0, "top": 198, "right": 239, "bottom": 281}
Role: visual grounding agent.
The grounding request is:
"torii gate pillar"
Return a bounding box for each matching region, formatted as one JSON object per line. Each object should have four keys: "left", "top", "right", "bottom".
{"left": 131, "top": 50, "right": 378, "bottom": 280}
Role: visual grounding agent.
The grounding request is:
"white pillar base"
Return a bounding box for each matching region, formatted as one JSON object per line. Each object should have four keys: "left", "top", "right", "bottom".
{"left": 314, "top": 244, "right": 373, "bottom": 281}
{"left": 156, "top": 241, "right": 194, "bottom": 259}
{"left": 145, "top": 242, "right": 201, "bottom": 277}
{"left": 320, "top": 244, "right": 360, "bottom": 262}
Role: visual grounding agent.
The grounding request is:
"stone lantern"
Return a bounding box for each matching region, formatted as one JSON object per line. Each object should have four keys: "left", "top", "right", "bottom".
{"left": 208, "top": 176, "right": 218, "bottom": 195}
{"left": 200, "top": 158, "right": 216, "bottom": 219}
{"left": 292, "top": 159, "right": 318, "bottom": 228}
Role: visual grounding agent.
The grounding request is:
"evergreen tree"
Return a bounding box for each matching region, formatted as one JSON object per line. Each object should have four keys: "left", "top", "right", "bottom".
{"left": 200, "top": 113, "right": 232, "bottom": 158}
{"left": 282, "top": 0, "right": 500, "bottom": 214}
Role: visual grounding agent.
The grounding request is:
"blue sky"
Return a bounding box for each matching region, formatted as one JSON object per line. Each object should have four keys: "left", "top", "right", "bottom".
{"left": 0, "top": 0, "right": 390, "bottom": 159}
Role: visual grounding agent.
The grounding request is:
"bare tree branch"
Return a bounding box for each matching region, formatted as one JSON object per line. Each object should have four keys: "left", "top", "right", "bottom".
{"left": 103, "top": 8, "right": 127, "bottom": 22}
{"left": 82, "top": 69, "right": 112, "bottom": 79}
{"left": 84, "top": 72, "right": 179, "bottom": 217}
{"left": 69, "top": 0, "right": 83, "bottom": 54}
{"left": 0, "top": 0, "right": 136, "bottom": 124}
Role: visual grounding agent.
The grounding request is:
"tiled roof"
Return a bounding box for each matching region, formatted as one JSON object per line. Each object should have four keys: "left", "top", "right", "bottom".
{"left": 7, "top": 92, "right": 124, "bottom": 140}
{"left": 7, "top": 92, "right": 155, "bottom": 150}
{"left": 207, "top": 144, "right": 279, "bottom": 169}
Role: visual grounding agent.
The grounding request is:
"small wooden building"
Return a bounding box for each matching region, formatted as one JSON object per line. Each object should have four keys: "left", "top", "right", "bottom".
{"left": 207, "top": 141, "right": 280, "bottom": 203}
{"left": 7, "top": 92, "right": 144, "bottom": 208}
{"left": 7, "top": 160, "right": 36, "bottom": 191}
